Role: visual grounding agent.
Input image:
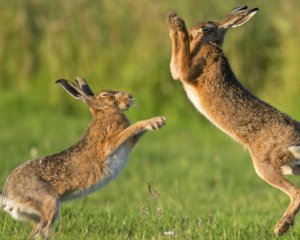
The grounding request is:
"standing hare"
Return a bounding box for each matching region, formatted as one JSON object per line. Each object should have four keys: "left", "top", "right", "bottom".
{"left": 0, "top": 77, "right": 166, "bottom": 238}
{"left": 168, "top": 6, "right": 300, "bottom": 236}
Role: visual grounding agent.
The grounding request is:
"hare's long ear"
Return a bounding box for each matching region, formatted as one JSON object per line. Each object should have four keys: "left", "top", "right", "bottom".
{"left": 75, "top": 76, "right": 94, "bottom": 96}
{"left": 219, "top": 6, "right": 258, "bottom": 29}
{"left": 56, "top": 79, "right": 90, "bottom": 101}
{"left": 229, "top": 6, "right": 248, "bottom": 14}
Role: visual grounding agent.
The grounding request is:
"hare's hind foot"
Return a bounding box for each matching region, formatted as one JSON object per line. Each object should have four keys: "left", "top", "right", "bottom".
{"left": 252, "top": 158, "right": 300, "bottom": 236}
{"left": 29, "top": 199, "right": 59, "bottom": 239}
{"left": 274, "top": 215, "right": 294, "bottom": 237}
{"left": 274, "top": 192, "right": 300, "bottom": 236}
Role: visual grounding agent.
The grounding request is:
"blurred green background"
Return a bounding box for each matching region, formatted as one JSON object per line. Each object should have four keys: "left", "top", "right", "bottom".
{"left": 1, "top": 0, "right": 300, "bottom": 117}
{"left": 1, "top": 0, "right": 300, "bottom": 239}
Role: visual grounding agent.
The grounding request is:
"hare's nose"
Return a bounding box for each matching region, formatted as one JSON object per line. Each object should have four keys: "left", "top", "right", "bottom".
{"left": 128, "top": 94, "right": 133, "bottom": 99}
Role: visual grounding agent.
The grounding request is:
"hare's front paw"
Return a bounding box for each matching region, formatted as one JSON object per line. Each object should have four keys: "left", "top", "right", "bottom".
{"left": 146, "top": 117, "right": 166, "bottom": 131}
{"left": 168, "top": 12, "right": 185, "bottom": 31}
{"left": 168, "top": 11, "right": 177, "bottom": 28}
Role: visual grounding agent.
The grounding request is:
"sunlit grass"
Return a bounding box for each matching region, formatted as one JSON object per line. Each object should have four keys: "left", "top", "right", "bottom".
{"left": 1, "top": 99, "right": 300, "bottom": 239}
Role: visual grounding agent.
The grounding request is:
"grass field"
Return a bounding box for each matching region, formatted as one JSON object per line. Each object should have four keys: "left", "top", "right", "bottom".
{"left": 1, "top": 93, "right": 300, "bottom": 240}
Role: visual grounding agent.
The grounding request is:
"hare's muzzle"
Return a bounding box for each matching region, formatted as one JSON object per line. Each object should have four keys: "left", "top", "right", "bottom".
{"left": 127, "top": 95, "right": 135, "bottom": 108}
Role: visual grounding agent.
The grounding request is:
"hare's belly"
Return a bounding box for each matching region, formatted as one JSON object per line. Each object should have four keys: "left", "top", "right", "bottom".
{"left": 103, "top": 145, "right": 131, "bottom": 184}
{"left": 62, "top": 145, "right": 131, "bottom": 201}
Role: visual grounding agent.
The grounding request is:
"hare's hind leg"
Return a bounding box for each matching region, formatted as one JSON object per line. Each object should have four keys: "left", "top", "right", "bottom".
{"left": 252, "top": 159, "right": 300, "bottom": 236}
{"left": 4, "top": 176, "right": 60, "bottom": 239}
{"left": 29, "top": 184, "right": 60, "bottom": 239}
{"left": 42, "top": 199, "right": 60, "bottom": 239}
{"left": 30, "top": 198, "right": 59, "bottom": 239}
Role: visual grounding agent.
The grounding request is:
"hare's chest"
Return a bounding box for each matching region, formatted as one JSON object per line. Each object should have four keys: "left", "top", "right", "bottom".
{"left": 183, "top": 83, "right": 240, "bottom": 141}
{"left": 183, "top": 83, "right": 210, "bottom": 118}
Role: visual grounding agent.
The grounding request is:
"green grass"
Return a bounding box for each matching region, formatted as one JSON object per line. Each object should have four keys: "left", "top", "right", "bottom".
{"left": 1, "top": 97, "right": 300, "bottom": 239}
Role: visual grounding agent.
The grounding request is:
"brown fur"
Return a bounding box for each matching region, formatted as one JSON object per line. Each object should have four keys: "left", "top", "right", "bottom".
{"left": 0, "top": 77, "right": 166, "bottom": 238}
{"left": 168, "top": 6, "right": 300, "bottom": 236}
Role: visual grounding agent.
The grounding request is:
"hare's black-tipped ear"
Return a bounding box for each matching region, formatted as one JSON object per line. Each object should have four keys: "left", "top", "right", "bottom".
{"left": 75, "top": 76, "right": 94, "bottom": 96}
{"left": 229, "top": 5, "right": 248, "bottom": 14}
{"left": 56, "top": 79, "right": 86, "bottom": 100}
{"left": 219, "top": 7, "right": 259, "bottom": 29}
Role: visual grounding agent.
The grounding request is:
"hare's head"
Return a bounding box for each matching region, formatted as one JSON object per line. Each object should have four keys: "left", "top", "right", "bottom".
{"left": 188, "top": 6, "right": 258, "bottom": 48}
{"left": 93, "top": 90, "right": 134, "bottom": 111}
{"left": 56, "top": 77, "right": 134, "bottom": 116}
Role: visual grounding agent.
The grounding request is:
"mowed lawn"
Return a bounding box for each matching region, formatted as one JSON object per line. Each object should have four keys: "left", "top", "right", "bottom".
{"left": 1, "top": 98, "right": 300, "bottom": 240}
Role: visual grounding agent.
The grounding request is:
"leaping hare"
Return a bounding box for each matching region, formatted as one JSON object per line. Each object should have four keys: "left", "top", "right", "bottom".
{"left": 168, "top": 6, "right": 300, "bottom": 236}
{"left": 0, "top": 77, "right": 166, "bottom": 238}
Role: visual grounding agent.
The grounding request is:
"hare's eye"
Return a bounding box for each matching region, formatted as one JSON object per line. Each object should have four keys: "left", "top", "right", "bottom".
{"left": 100, "top": 92, "right": 111, "bottom": 98}
{"left": 202, "top": 27, "right": 212, "bottom": 33}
